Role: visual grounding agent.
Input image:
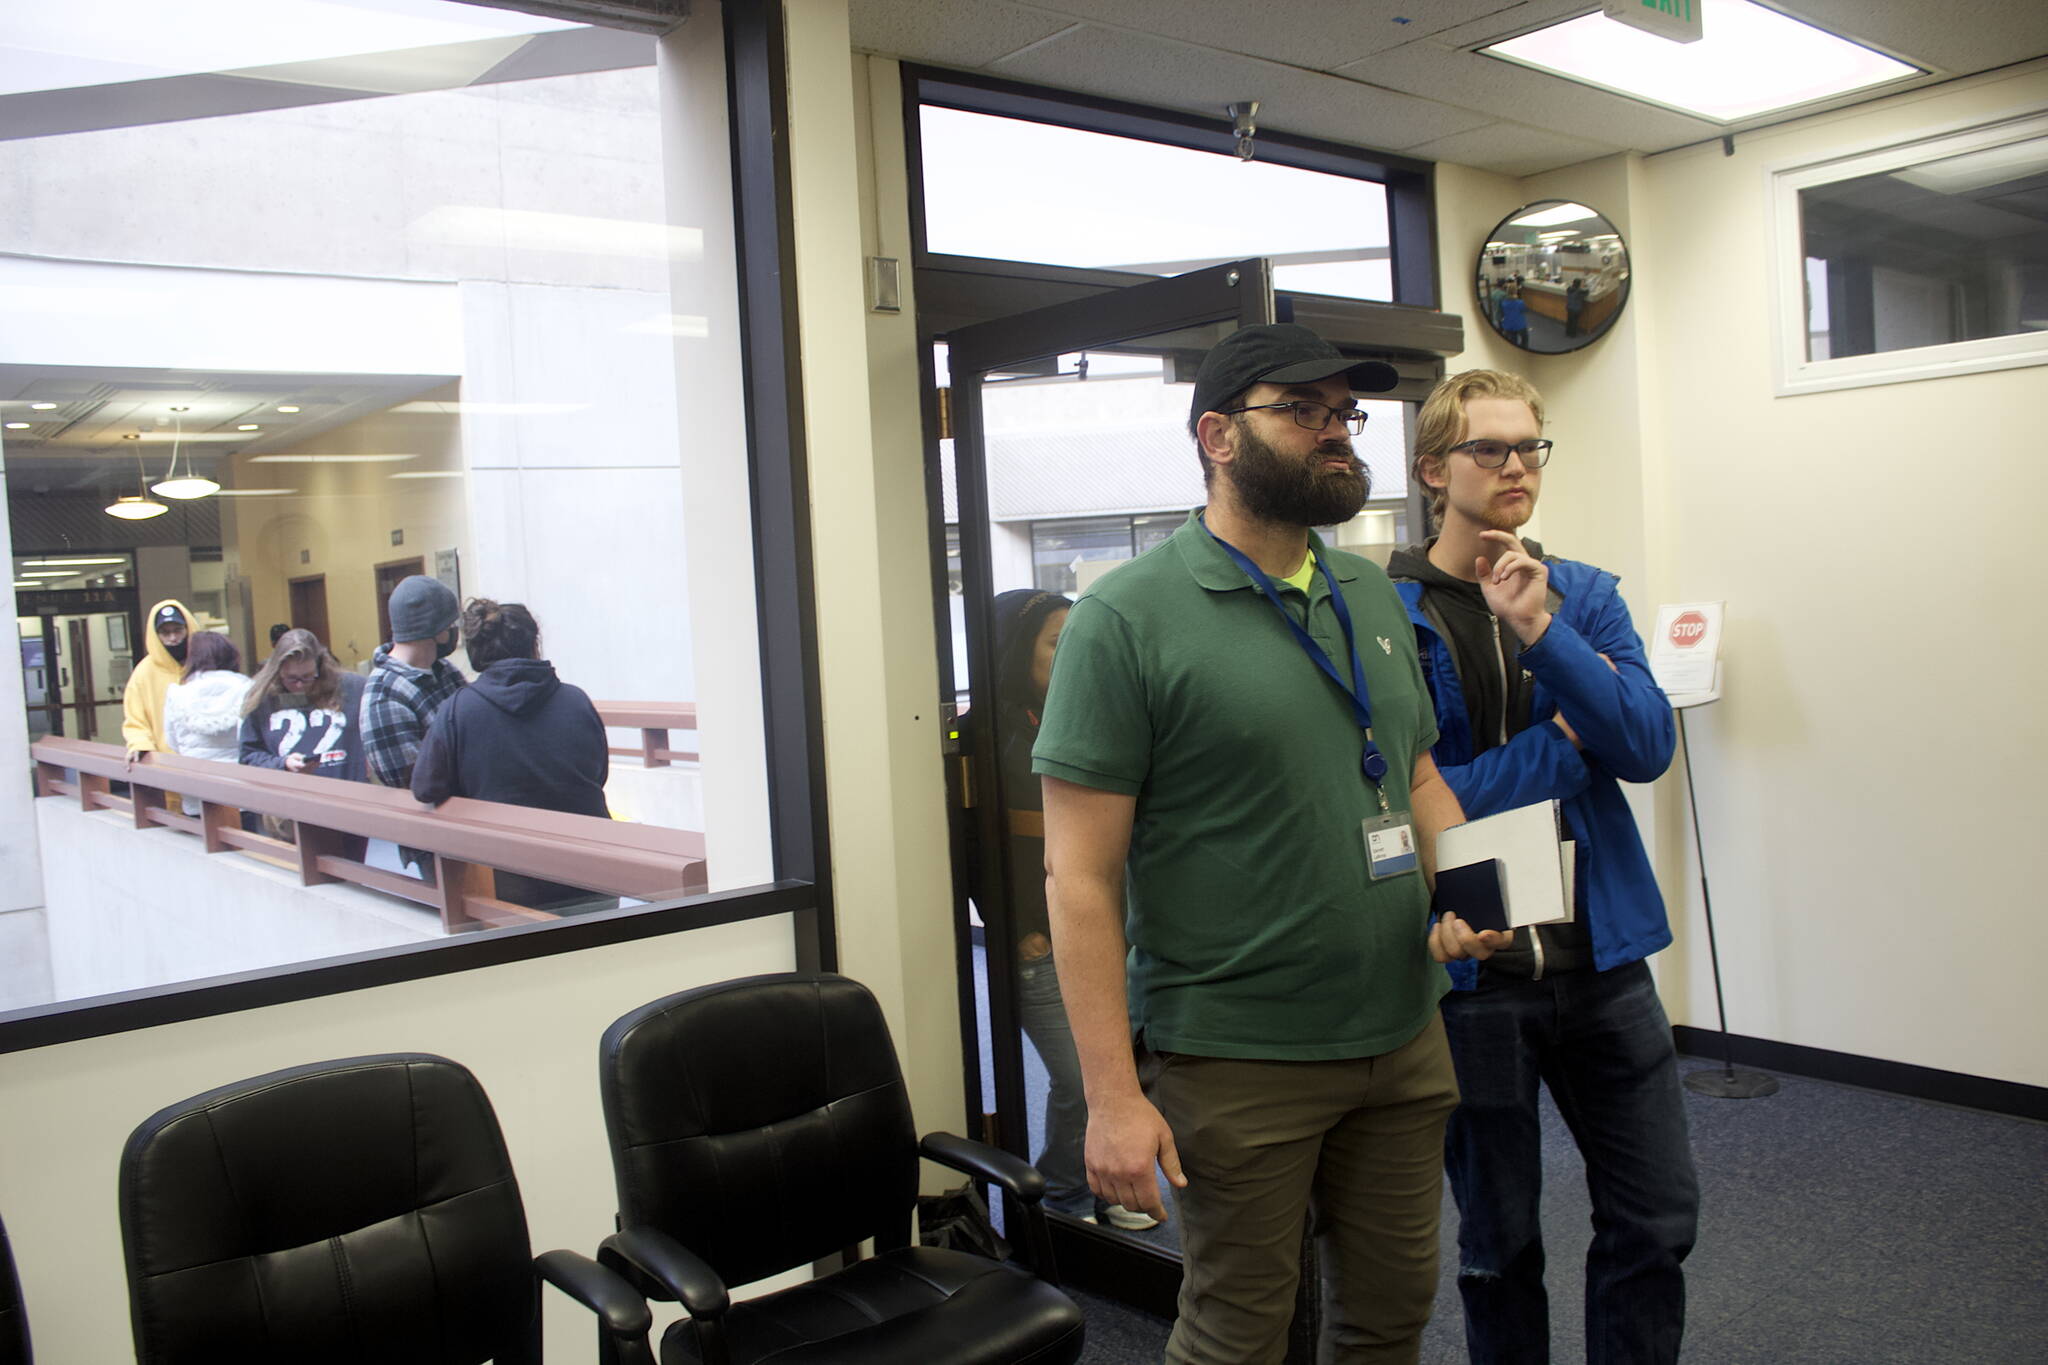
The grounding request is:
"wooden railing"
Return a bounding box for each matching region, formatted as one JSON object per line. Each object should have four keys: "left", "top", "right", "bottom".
{"left": 594, "top": 700, "right": 698, "bottom": 768}
{"left": 31, "top": 737, "right": 708, "bottom": 934}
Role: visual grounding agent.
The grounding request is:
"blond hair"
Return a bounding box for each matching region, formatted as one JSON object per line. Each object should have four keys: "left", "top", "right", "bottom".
{"left": 1410, "top": 370, "right": 1547, "bottom": 527}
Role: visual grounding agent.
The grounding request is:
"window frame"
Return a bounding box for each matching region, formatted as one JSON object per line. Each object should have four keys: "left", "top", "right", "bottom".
{"left": 1769, "top": 108, "right": 2048, "bottom": 397}
{"left": 0, "top": 0, "right": 834, "bottom": 1055}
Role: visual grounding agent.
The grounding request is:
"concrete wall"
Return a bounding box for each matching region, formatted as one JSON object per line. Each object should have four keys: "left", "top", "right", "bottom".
{"left": 1432, "top": 63, "right": 2048, "bottom": 1088}
{"left": 37, "top": 800, "right": 445, "bottom": 1000}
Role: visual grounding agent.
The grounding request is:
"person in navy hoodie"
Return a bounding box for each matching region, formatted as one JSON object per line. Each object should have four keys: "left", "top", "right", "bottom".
{"left": 1389, "top": 369, "right": 1697, "bottom": 1365}
{"left": 410, "top": 598, "right": 613, "bottom": 912}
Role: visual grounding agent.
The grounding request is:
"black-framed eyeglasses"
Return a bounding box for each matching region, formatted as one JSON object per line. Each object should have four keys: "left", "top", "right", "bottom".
{"left": 1224, "top": 401, "right": 1369, "bottom": 434}
{"left": 1448, "top": 438, "right": 1554, "bottom": 469}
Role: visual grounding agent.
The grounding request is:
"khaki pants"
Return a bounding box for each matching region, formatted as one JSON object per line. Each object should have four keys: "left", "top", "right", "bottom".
{"left": 1151, "top": 1014, "right": 1459, "bottom": 1365}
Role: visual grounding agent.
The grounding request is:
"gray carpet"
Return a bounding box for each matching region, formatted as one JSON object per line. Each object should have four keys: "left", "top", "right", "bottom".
{"left": 973, "top": 943, "right": 2048, "bottom": 1360}
{"left": 1053, "top": 1066, "right": 2048, "bottom": 1362}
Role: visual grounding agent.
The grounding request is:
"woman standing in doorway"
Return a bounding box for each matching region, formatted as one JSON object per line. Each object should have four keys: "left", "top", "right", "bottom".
{"left": 986, "top": 588, "right": 1158, "bottom": 1233}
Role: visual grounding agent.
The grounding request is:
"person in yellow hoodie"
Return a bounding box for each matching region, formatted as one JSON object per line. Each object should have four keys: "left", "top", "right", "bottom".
{"left": 122, "top": 600, "right": 193, "bottom": 762}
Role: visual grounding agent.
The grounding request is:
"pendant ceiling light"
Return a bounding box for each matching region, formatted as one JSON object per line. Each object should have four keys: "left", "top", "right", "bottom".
{"left": 151, "top": 406, "right": 219, "bottom": 500}
{"left": 105, "top": 434, "right": 169, "bottom": 520}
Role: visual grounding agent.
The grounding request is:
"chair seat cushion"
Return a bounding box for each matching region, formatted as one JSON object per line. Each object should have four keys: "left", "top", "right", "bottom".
{"left": 659, "top": 1246, "right": 1084, "bottom": 1365}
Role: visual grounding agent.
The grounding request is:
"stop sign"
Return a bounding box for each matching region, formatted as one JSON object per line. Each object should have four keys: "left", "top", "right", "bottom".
{"left": 1668, "top": 610, "right": 1708, "bottom": 648}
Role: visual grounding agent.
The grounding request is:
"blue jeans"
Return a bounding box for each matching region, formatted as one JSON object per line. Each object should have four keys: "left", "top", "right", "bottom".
{"left": 1441, "top": 958, "right": 1698, "bottom": 1365}
{"left": 1017, "top": 952, "right": 1093, "bottom": 1217}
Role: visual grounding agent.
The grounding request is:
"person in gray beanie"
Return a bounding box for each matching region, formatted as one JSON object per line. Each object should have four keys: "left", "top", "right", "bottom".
{"left": 362, "top": 575, "right": 467, "bottom": 870}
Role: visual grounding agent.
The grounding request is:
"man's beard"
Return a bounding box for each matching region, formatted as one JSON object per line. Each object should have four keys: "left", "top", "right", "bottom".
{"left": 1225, "top": 421, "right": 1370, "bottom": 527}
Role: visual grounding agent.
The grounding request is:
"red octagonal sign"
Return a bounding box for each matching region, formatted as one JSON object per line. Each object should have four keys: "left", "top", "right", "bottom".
{"left": 1669, "top": 610, "right": 1709, "bottom": 648}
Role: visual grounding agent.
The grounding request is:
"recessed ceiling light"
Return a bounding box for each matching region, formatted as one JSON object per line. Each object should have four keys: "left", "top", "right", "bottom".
{"left": 276, "top": 405, "right": 301, "bottom": 413}
{"left": 23, "top": 557, "right": 128, "bottom": 567}
{"left": 1482, "top": 0, "right": 1920, "bottom": 124}
{"left": 29, "top": 402, "right": 57, "bottom": 410}
{"left": 20, "top": 569, "right": 83, "bottom": 577}
{"left": 237, "top": 424, "right": 261, "bottom": 431}
{"left": 3, "top": 422, "right": 30, "bottom": 430}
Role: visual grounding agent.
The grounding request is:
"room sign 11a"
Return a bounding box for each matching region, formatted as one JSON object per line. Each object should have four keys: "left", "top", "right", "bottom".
{"left": 1603, "top": 0, "right": 1702, "bottom": 44}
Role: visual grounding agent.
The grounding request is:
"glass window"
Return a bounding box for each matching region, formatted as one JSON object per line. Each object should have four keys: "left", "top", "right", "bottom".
{"left": 1773, "top": 113, "right": 2048, "bottom": 394}
{"left": 2, "top": 0, "right": 774, "bottom": 1017}
{"left": 920, "top": 105, "right": 1396, "bottom": 301}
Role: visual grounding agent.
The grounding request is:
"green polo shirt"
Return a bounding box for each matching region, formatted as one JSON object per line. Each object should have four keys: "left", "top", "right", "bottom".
{"left": 1033, "top": 510, "right": 1445, "bottom": 1060}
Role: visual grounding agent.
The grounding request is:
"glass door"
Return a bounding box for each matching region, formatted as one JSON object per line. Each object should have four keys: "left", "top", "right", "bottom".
{"left": 941, "top": 259, "right": 1275, "bottom": 1318}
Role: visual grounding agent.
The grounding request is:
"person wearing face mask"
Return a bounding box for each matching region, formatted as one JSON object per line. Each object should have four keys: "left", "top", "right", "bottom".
{"left": 410, "top": 598, "right": 613, "bottom": 913}
{"left": 362, "top": 575, "right": 467, "bottom": 873}
{"left": 121, "top": 600, "right": 195, "bottom": 764}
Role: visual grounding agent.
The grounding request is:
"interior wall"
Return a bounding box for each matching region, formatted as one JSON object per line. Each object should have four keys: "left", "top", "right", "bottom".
{"left": 1439, "top": 61, "right": 2048, "bottom": 1088}
{"left": 228, "top": 388, "right": 469, "bottom": 672}
{"left": 1628, "top": 61, "right": 2048, "bottom": 1088}
{"left": 785, "top": 2, "right": 964, "bottom": 1147}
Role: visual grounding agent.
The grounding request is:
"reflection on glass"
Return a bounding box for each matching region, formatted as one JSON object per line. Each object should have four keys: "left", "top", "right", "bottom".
{"left": 1799, "top": 134, "right": 2048, "bottom": 361}
{"left": 1475, "top": 200, "right": 1631, "bottom": 354}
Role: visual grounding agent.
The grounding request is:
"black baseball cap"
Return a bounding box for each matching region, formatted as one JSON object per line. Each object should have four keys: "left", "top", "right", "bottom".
{"left": 153, "top": 605, "right": 185, "bottom": 628}
{"left": 1189, "top": 323, "right": 1400, "bottom": 429}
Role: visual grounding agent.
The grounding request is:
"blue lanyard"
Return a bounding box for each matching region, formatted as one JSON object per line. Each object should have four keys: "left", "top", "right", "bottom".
{"left": 1205, "top": 523, "right": 1390, "bottom": 788}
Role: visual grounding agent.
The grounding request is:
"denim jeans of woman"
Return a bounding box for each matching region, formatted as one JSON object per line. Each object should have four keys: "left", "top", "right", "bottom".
{"left": 1016, "top": 951, "right": 1094, "bottom": 1217}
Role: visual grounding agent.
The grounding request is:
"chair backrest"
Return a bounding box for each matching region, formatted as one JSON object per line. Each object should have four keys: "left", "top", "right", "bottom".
{"left": 0, "top": 1214, "right": 30, "bottom": 1365}
{"left": 600, "top": 972, "right": 919, "bottom": 1288}
{"left": 120, "top": 1053, "right": 538, "bottom": 1365}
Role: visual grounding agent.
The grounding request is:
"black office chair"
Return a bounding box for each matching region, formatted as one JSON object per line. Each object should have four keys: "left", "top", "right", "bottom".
{"left": 0, "top": 1214, "right": 30, "bottom": 1365}
{"left": 119, "top": 1053, "right": 654, "bottom": 1365}
{"left": 597, "top": 972, "right": 1086, "bottom": 1365}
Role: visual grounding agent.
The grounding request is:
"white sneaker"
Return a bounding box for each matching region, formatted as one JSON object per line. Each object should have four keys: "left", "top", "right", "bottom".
{"left": 1082, "top": 1202, "right": 1160, "bottom": 1231}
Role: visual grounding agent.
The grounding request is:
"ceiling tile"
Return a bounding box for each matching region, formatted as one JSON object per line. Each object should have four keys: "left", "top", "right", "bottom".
{"left": 988, "top": 25, "right": 1497, "bottom": 151}
{"left": 1334, "top": 38, "right": 1722, "bottom": 152}
{"left": 1017, "top": 0, "right": 1511, "bottom": 70}
{"left": 1404, "top": 121, "right": 1624, "bottom": 178}
{"left": 849, "top": 0, "right": 1078, "bottom": 69}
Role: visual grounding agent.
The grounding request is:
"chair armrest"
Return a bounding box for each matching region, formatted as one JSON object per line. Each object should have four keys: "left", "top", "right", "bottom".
{"left": 601, "top": 1226, "right": 731, "bottom": 1319}
{"left": 535, "top": 1249, "right": 655, "bottom": 1365}
{"left": 919, "top": 1132, "right": 1047, "bottom": 1204}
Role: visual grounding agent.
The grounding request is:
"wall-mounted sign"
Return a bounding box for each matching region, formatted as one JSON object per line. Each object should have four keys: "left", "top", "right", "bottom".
{"left": 1603, "top": 0, "right": 1702, "bottom": 44}
{"left": 16, "top": 586, "right": 134, "bottom": 616}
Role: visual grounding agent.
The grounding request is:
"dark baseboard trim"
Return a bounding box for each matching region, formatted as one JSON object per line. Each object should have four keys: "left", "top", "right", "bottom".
{"left": 1673, "top": 1026, "right": 2046, "bottom": 1122}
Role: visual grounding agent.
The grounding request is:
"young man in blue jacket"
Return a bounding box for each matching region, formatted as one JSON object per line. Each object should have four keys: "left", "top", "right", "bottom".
{"left": 1390, "top": 370, "right": 1697, "bottom": 1364}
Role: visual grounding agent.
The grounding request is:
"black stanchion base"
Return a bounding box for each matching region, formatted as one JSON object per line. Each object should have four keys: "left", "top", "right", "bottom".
{"left": 1684, "top": 1067, "right": 1779, "bottom": 1099}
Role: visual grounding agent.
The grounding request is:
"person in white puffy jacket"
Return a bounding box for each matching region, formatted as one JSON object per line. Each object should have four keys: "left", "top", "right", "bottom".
{"left": 161, "top": 631, "right": 250, "bottom": 763}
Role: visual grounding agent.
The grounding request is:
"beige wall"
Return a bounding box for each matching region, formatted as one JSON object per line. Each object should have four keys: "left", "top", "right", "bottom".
{"left": 1435, "top": 62, "right": 2048, "bottom": 1087}
{"left": 227, "top": 383, "right": 469, "bottom": 672}
{"left": 785, "top": 3, "right": 963, "bottom": 1145}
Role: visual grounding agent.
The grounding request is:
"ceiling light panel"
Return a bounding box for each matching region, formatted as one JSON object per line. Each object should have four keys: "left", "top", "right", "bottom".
{"left": 1483, "top": 0, "right": 1920, "bottom": 124}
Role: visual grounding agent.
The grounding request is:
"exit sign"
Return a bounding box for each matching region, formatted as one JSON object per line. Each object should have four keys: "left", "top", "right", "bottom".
{"left": 1603, "top": 0, "right": 1703, "bottom": 44}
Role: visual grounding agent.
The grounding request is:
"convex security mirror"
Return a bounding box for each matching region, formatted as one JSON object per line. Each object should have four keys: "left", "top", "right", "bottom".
{"left": 1475, "top": 200, "right": 1631, "bottom": 354}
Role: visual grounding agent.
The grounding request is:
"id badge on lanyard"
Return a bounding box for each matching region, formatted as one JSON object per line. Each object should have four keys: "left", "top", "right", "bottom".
{"left": 1206, "top": 523, "right": 1418, "bottom": 880}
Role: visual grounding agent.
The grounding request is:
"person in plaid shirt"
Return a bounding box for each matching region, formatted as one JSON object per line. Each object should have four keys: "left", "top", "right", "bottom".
{"left": 363, "top": 575, "right": 466, "bottom": 870}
